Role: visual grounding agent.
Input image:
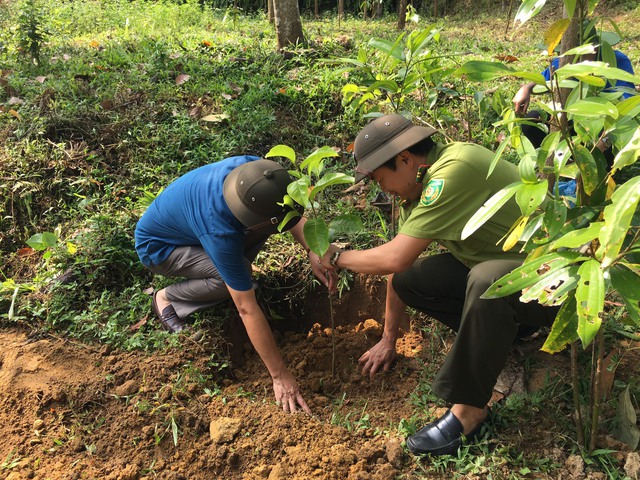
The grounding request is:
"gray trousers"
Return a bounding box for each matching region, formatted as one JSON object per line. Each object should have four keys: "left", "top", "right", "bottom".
{"left": 148, "top": 231, "right": 268, "bottom": 320}
{"left": 392, "top": 253, "right": 558, "bottom": 408}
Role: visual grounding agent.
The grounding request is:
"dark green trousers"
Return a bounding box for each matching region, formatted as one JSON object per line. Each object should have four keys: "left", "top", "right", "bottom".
{"left": 392, "top": 253, "right": 558, "bottom": 408}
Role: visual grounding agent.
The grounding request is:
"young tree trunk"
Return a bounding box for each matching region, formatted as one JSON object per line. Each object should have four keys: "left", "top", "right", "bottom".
{"left": 397, "top": 0, "right": 407, "bottom": 29}
{"left": 273, "top": 0, "right": 305, "bottom": 49}
{"left": 338, "top": 0, "right": 344, "bottom": 23}
{"left": 315, "top": 0, "right": 319, "bottom": 18}
{"left": 268, "top": 0, "right": 275, "bottom": 24}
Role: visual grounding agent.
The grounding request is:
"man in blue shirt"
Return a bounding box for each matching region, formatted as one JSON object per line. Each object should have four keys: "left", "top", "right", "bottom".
{"left": 513, "top": 28, "right": 636, "bottom": 152}
{"left": 135, "top": 156, "right": 336, "bottom": 414}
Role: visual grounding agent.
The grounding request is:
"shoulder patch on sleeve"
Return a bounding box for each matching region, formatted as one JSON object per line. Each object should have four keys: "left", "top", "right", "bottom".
{"left": 420, "top": 179, "right": 445, "bottom": 206}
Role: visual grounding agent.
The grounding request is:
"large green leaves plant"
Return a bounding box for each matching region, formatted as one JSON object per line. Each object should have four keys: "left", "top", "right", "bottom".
{"left": 456, "top": 0, "right": 640, "bottom": 450}
{"left": 332, "top": 27, "right": 449, "bottom": 118}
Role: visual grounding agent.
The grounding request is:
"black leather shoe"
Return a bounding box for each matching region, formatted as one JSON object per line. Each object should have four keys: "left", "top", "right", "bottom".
{"left": 152, "top": 291, "right": 186, "bottom": 333}
{"left": 406, "top": 409, "right": 487, "bottom": 456}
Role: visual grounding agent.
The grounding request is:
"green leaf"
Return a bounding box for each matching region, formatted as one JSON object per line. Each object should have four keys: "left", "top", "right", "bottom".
{"left": 487, "top": 136, "right": 510, "bottom": 178}
{"left": 611, "top": 128, "right": 640, "bottom": 173}
{"left": 596, "top": 177, "right": 640, "bottom": 268}
{"left": 541, "top": 295, "right": 578, "bottom": 353}
{"left": 277, "top": 210, "right": 302, "bottom": 233}
{"left": 515, "top": 181, "right": 548, "bottom": 216}
{"left": 310, "top": 173, "right": 355, "bottom": 201}
{"left": 576, "top": 259, "right": 604, "bottom": 348}
{"left": 329, "top": 214, "right": 364, "bottom": 239}
{"left": 266, "top": 145, "right": 296, "bottom": 165}
{"left": 521, "top": 264, "right": 580, "bottom": 306}
{"left": 514, "top": 0, "right": 547, "bottom": 26}
{"left": 517, "top": 153, "right": 538, "bottom": 184}
{"left": 562, "top": 0, "right": 576, "bottom": 19}
{"left": 303, "top": 218, "right": 330, "bottom": 257}
{"left": 616, "top": 95, "right": 640, "bottom": 118}
{"left": 555, "top": 61, "right": 640, "bottom": 85}
{"left": 461, "top": 181, "right": 520, "bottom": 239}
{"left": 300, "top": 146, "right": 340, "bottom": 177}
{"left": 610, "top": 265, "right": 640, "bottom": 326}
{"left": 565, "top": 97, "right": 618, "bottom": 119}
{"left": 287, "top": 178, "right": 311, "bottom": 208}
{"left": 26, "top": 232, "right": 58, "bottom": 251}
{"left": 573, "top": 145, "right": 599, "bottom": 195}
{"left": 537, "top": 131, "right": 561, "bottom": 168}
{"left": 547, "top": 222, "right": 603, "bottom": 250}
{"left": 542, "top": 199, "right": 567, "bottom": 238}
{"left": 368, "top": 37, "right": 405, "bottom": 61}
{"left": 454, "top": 60, "right": 515, "bottom": 82}
{"left": 482, "top": 251, "right": 583, "bottom": 298}
{"left": 368, "top": 79, "right": 400, "bottom": 94}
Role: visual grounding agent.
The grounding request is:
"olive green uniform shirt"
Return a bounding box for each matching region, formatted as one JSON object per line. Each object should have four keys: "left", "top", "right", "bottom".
{"left": 399, "top": 142, "right": 525, "bottom": 267}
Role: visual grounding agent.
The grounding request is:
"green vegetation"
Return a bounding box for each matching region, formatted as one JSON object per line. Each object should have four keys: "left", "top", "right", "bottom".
{"left": 1, "top": 0, "right": 639, "bottom": 477}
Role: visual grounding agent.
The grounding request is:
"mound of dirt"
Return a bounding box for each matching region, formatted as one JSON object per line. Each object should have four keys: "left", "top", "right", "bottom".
{"left": 1, "top": 310, "right": 638, "bottom": 479}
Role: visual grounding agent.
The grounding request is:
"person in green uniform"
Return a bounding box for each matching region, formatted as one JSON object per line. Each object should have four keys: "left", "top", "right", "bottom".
{"left": 320, "top": 114, "right": 558, "bottom": 456}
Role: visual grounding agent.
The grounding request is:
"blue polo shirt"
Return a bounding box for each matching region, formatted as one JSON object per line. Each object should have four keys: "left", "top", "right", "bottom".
{"left": 134, "top": 155, "right": 259, "bottom": 291}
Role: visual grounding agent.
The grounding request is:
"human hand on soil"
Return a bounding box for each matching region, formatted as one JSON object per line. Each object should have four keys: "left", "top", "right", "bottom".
{"left": 309, "top": 251, "right": 338, "bottom": 293}
{"left": 272, "top": 370, "right": 312, "bottom": 414}
{"left": 358, "top": 337, "right": 397, "bottom": 380}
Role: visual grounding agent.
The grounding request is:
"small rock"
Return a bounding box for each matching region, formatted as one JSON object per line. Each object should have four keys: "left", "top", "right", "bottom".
{"left": 114, "top": 379, "right": 138, "bottom": 397}
{"left": 385, "top": 437, "right": 404, "bottom": 468}
{"left": 209, "top": 417, "right": 242, "bottom": 444}
{"left": 625, "top": 452, "right": 640, "bottom": 479}
{"left": 33, "top": 419, "right": 45, "bottom": 430}
{"left": 268, "top": 462, "right": 288, "bottom": 479}
{"left": 565, "top": 454, "right": 585, "bottom": 479}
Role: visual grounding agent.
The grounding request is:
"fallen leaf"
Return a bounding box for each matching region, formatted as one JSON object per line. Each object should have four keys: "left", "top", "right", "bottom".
{"left": 35, "top": 76, "right": 46, "bottom": 83}
{"left": 229, "top": 83, "right": 242, "bottom": 94}
{"left": 495, "top": 54, "right": 519, "bottom": 63}
{"left": 9, "top": 109, "right": 21, "bottom": 120}
{"left": 175, "top": 73, "right": 191, "bottom": 85}
{"left": 17, "top": 247, "right": 35, "bottom": 256}
{"left": 129, "top": 316, "right": 148, "bottom": 331}
{"left": 613, "top": 386, "right": 640, "bottom": 450}
{"left": 100, "top": 99, "right": 114, "bottom": 110}
{"left": 598, "top": 349, "right": 619, "bottom": 400}
{"left": 346, "top": 142, "right": 355, "bottom": 153}
{"left": 169, "top": 53, "right": 182, "bottom": 60}
{"left": 63, "top": 54, "right": 71, "bottom": 61}
{"left": 201, "top": 113, "right": 230, "bottom": 123}
{"left": 221, "top": 93, "right": 235, "bottom": 100}
{"left": 201, "top": 40, "right": 213, "bottom": 47}
{"left": 89, "top": 40, "right": 100, "bottom": 49}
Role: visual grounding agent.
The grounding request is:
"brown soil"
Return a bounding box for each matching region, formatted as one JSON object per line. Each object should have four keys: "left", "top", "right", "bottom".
{"left": 0, "top": 283, "right": 637, "bottom": 480}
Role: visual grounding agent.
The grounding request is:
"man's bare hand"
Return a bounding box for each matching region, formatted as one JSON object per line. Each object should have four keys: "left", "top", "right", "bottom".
{"left": 272, "top": 370, "right": 311, "bottom": 414}
{"left": 358, "top": 337, "right": 397, "bottom": 380}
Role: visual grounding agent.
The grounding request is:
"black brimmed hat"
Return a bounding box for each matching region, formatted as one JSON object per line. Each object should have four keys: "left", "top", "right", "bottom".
{"left": 223, "top": 159, "right": 302, "bottom": 234}
{"left": 353, "top": 115, "right": 437, "bottom": 183}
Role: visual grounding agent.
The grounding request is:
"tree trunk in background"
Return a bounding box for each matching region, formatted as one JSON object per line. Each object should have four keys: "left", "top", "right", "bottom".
{"left": 315, "top": 0, "right": 318, "bottom": 18}
{"left": 338, "top": 0, "right": 344, "bottom": 23}
{"left": 268, "top": 0, "right": 275, "bottom": 24}
{"left": 273, "top": 0, "right": 304, "bottom": 49}
{"left": 376, "top": 0, "right": 383, "bottom": 17}
{"left": 397, "top": 0, "right": 407, "bottom": 29}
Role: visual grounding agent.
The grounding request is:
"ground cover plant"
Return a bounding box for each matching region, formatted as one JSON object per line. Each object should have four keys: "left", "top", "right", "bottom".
{"left": 1, "top": 0, "right": 639, "bottom": 478}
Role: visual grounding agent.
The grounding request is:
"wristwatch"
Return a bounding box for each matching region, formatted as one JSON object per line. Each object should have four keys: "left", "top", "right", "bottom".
{"left": 330, "top": 249, "right": 343, "bottom": 267}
